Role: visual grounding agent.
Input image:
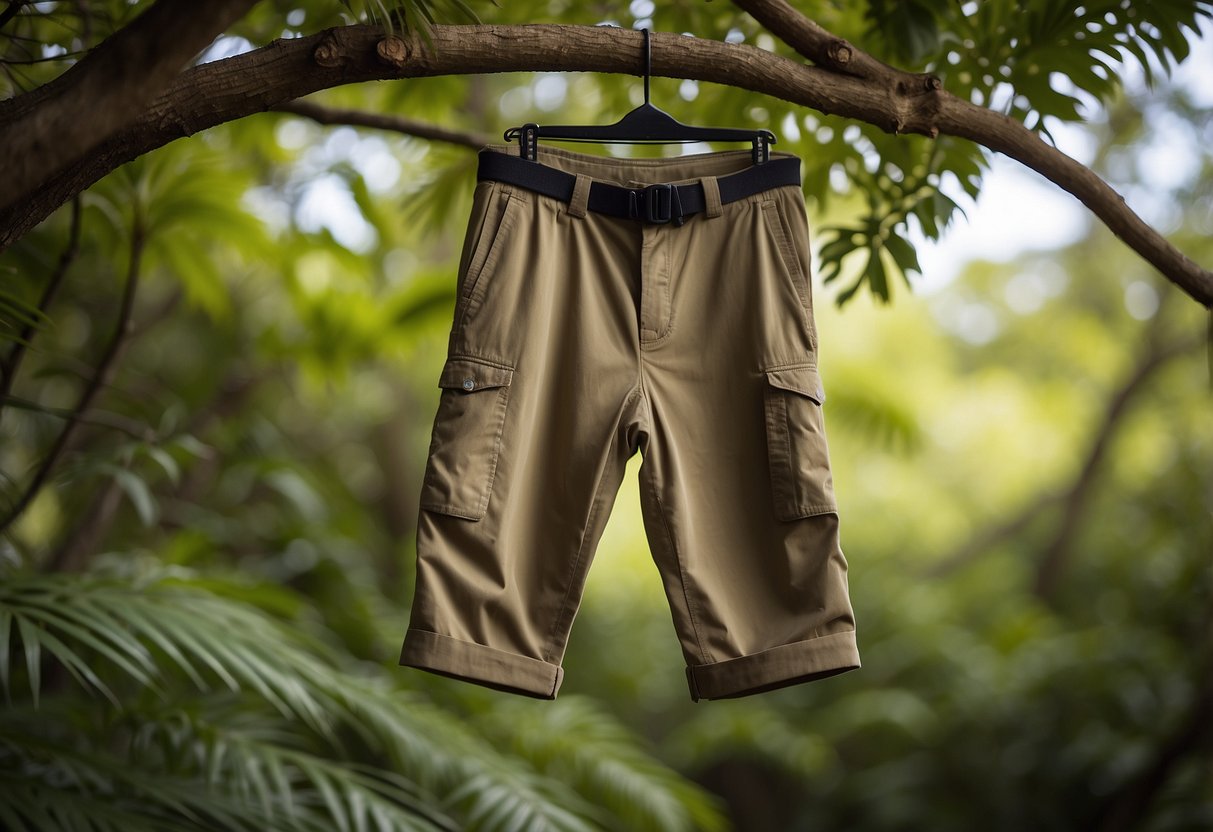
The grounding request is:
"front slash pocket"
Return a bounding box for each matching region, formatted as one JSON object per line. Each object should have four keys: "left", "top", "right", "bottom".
{"left": 762, "top": 364, "right": 837, "bottom": 521}
{"left": 761, "top": 203, "right": 810, "bottom": 317}
{"left": 456, "top": 186, "right": 519, "bottom": 331}
{"left": 419, "top": 356, "right": 515, "bottom": 521}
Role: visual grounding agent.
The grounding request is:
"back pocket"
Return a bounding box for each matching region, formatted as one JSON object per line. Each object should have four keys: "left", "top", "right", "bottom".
{"left": 762, "top": 364, "right": 837, "bottom": 521}
{"left": 420, "top": 356, "right": 515, "bottom": 521}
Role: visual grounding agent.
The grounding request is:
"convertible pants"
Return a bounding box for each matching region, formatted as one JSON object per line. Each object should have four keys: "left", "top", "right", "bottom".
{"left": 399, "top": 142, "right": 860, "bottom": 701}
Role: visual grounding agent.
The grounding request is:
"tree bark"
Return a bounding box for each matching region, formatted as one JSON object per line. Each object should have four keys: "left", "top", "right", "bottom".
{"left": 0, "top": 0, "right": 259, "bottom": 214}
{"left": 1, "top": 20, "right": 1210, "bottom": 306}
{"left": 733, "top": 0, "right": 1213, "bottom": 306}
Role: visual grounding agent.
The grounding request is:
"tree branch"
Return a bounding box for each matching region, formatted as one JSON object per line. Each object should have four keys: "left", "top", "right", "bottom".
{"left": 730, "top": 0, "right": 1212, "bottom": 306}
{"left": 0, "top": 216, "right": 145, "bottom": 537}
{"left": 1095, "top": 654, "right": 1213, "bottom": 832}
{"left": 0, "top": 196, "right": 80, "bottom": 429}
{"left": 1031, "top": 330, "right": 1204, "bottom": 600}
{"left": 1, "top": 21, "right": 1210, "bottom": 306}
{"left": 734, "top": 0, "right": 938, "bottom": 86}
{"left": 0, "top": 1, "right": 29, "bottom": 31}
{"left": 0, "top": 0, "right": 259, "bottom": 211}
{"left": 272, "top": 100, "right": 495, "bottom": 148}
{"left": 925, "top": 325, "right": 1203, "bottom": 583}
{"left": 0, "top": 394, "right": 154, "bottom": 440}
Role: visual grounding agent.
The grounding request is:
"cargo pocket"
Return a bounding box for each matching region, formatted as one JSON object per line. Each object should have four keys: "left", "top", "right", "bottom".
{"left": 762, "top": 364, "right": 837, "bottom": 521}
{"left": 419, "top": 356, "right": 515, "bottom": 521}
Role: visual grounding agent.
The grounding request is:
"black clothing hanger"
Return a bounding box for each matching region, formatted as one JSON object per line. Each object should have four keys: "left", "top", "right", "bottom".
{"left": 503, "top": 28, "right": 777, "bottom": 165}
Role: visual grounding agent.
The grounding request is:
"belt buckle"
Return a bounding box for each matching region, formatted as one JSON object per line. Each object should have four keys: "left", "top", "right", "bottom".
{"left": 628, "top": 183, "right": 674, "bottom": 224}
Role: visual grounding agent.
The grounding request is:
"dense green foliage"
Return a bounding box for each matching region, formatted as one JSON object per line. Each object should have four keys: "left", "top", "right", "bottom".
{"left": 2, "top": 1, "right": 1211, "bottom": 830}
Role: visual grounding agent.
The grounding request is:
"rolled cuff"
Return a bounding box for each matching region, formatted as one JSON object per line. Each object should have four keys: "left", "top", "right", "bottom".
{"left": 399, "top": 629, "right": 564, "bottom": 699}
{"left": 686, "top": 630, "right": 860, "bottom": 702}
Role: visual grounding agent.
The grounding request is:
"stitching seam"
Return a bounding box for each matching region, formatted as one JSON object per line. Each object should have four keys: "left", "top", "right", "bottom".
{"left": 648, "top": 474, "right": 710, "bottom": 666}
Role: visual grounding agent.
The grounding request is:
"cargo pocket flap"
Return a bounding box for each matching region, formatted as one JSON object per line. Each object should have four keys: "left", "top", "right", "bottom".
{"left": 764, "top": 365, "right": 825, "bottom": 405}
{"left": 438, "top": 357, "right": 514, "bottom": 392}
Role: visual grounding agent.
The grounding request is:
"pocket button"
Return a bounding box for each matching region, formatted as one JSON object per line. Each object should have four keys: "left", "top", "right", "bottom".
{"left": 462, "top": 378, "right": 476, "bottom": 391}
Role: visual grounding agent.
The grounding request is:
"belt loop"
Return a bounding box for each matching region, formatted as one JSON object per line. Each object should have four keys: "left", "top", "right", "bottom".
{"left": 566, "top": 173, "right": 591, "bottom": 219}
{"left": 700, "top": 175, "right": 723, "bottom": 219}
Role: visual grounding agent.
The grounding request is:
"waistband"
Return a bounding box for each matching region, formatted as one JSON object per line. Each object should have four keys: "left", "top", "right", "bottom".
{"left": 477, "top": 142, "right": 802, "bottom": 225}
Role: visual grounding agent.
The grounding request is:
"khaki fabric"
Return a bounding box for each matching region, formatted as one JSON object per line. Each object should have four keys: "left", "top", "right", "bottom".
{"left": 399, "top": 143, "right": 860, "bottom": 701}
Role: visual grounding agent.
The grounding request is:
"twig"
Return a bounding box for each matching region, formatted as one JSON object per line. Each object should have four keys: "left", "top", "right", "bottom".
{"left": 0, "top": 196, "right": 81, "bottom": 428}
{"left": 0, "top": 1, "right": 28, "bottom": 31}
{"left": 0, "top": 216, "right": 145, "bottom": 536}
{"left": 1031, "top": 331, "right": 1204, "bottom": 600}
{"left": 923, "top": 492, "right": 1052, "bottom": 579}
{"left": 925, "top": 325, "right": 1203, "bottom": 584}
{"left": 41, "top": 465, "right": 127, "bottom": 573}
{"left": 0, "top": 394, "right": 153, "bottom": 440}
{"left": 1094, "top": 653, "right": 1213, "bottom": 832}
{"left": 273, "top": 100, "right": 496, "bottom": 148}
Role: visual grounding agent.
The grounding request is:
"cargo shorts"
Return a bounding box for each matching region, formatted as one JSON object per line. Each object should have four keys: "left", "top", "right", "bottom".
{"left": 399, "top": 142, "right": 860, "bottom": 701}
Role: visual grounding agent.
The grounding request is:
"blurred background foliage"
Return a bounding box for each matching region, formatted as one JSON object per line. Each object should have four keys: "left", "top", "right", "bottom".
{"left": 1, "top": 0, "right": 1211, "bottom": 830}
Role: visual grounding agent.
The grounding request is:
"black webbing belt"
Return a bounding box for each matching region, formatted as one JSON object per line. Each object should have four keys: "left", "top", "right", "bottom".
{"left": 477, "top": 151, "right": 801, "bottom": 226}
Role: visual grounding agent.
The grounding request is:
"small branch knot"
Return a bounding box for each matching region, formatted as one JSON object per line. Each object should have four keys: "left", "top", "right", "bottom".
{"left": 377, "top": 35, "right": 409, "bottom": 66}
{"left": 827, "top": 40, "right": 853, "bottom": 65}
{"left": 313, "top": 34, "right": 344, "bottom": 68}
{"left": 924, "top": 74, "right": 943, "bottom": 91}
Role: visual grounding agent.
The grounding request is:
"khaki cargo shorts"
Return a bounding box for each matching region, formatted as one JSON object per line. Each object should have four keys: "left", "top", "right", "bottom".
{"left": 399, "top": 142, "right": 859, "bottom": 701}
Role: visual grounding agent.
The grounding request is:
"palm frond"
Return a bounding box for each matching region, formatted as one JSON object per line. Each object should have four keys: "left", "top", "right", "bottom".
{"left": 0, "top": 574, "right": 341, "bottom": 737}
{"left": 477, "top": 696, "right": 728, "bottom": 832}
{"left": 1, "top": 692, "right": 456, "bottom": 832}
{"left": 327, "top": 678, "right": 612, "bottom": 831}
{"left": 0, "top": 571, "right": 720, "bottom": 832}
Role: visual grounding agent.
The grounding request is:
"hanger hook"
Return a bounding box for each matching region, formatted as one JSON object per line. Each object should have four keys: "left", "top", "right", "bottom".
{"left": 642, "top": 27, "right": 651, "bottom": 105}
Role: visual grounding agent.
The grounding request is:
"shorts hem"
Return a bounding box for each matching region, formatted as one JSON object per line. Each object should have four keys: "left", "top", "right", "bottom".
{"left": 399, "top": 629, "right": 564, "bottom": 700}
{"left": 686, "top": 630, "right": 860, "bottom": 702}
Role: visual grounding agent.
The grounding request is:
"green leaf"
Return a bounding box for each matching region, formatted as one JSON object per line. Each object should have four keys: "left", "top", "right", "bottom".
{"left": 0, "top": 609, "right": 11, "bottom": 700}
{"left": 146, "top": 446, "right": 181, "bottom": 485}
{"left": 13, "top": 598, "right": 155, "bottom": 698}
{"left": 883, "top": 230, "right": 923, "bottom": 287}
{"left": 103, "top": 465, "right": 158, "bottom": 526}
{"left": 0, "top": 288, "right": 51, "bottom": 329}
{"left": 868, "top": 244, "right": 890, "bottom": 302}
{"left": 172, "top": 434, "right": 213, "bottom": 459}
{"left": 15, "top": 616, "right": 40, "bottom": 708}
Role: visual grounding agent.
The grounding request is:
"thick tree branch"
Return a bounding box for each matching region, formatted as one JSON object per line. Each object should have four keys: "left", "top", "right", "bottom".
{"left": 731, "top": 0, "right": 1213, "bottom": 306}
{"left": 734, "top": 0, "right": 938, "bottom": 87}
{"left": 938, "top": 97, "right": 1212, "bottom": 308}
{"left": 0, "top": 217, "right": 145, "bottom": 537}
{"left": 1, "top": 22, "right": 1210, "bottom": 306}
{"left": 272, "top": 99, "right": 495, "bottom": 148}
{"left": 0, "top": 0, "right": 259, "bottom": 212}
